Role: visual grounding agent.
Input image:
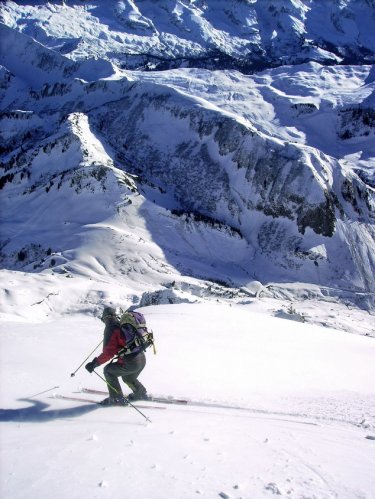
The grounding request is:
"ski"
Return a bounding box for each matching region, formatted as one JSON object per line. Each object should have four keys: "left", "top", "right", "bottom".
{"left": 81, "top": 388, "right": 117, "bottom": 396}
{"left": 81, "top": 388, "right": 189, "bottom": 405}
{"left": 51, "top": 394, "right": 165, "bottom": 410}
{"left": 77, "top": 389, "right": 320, "bottom": 426}
{"left": 52, "top": 394, "right": 104, "bottom": 404}
{"left": 80, "top": 388, "right": 260, "bottom": 413}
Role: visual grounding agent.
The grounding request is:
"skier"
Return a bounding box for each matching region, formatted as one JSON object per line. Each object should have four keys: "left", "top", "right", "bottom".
{"left": 85, "top": 306, "right": 148, "bottom": 406}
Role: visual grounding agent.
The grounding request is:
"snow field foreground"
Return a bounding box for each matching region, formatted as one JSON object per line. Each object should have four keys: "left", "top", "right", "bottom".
{"left": 1, "top": 303, "right": 375, "bottom": 499}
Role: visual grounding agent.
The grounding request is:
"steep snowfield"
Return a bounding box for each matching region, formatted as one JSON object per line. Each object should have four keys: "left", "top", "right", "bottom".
{"left": 0, "top": 0, "right": 374, "bottom": 333}
{"left": 1, "top": 169, "right": 374, "bottom": 336}
{"left": 1, "top": 303, "right": 375, "bottom": 499}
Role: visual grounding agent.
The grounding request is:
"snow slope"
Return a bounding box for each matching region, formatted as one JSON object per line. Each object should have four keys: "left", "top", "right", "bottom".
{"left": 0, "top": 0, "right": 374, "bottom": 335}
{"left": 1, "top": 303, "right": 375, "bottom": 499}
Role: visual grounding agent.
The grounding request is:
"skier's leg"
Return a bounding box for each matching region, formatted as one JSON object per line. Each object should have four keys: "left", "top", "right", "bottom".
{"left": 103, "top": 363, "right": 126, "bottom": 398}
{"left": 120, "top": 353, "right": 147, "bottom": 397}
{"left": 127, "top": 379, "right": 147, "bottom": 394}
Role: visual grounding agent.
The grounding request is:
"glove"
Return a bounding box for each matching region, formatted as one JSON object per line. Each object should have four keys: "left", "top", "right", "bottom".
{"left": 85, "top": 359, "right": 98, "bottom": 373}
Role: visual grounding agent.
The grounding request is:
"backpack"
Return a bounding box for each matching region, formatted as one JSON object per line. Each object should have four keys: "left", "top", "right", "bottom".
{"left": 118, "top": 311, "right": 155, "bottom": 356}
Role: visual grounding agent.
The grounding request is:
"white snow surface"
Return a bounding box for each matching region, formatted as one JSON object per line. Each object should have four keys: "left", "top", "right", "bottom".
{"left": 1, "top": 302, "right": 375, "bottom": 499}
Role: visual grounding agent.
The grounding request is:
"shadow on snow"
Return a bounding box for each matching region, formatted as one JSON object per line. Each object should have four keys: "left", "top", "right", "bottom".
{"left": 0, "top": 398, "right": 98, "bottom": 422}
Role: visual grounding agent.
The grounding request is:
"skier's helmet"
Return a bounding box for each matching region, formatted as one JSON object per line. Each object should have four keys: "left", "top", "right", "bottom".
{"left": 101, "top": 306, "right": 116, "bottom": 322}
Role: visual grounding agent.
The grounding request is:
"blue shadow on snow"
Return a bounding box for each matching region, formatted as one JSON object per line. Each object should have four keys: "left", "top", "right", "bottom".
{"left": 0, "top": 398, "right": 98, "bottom": 422}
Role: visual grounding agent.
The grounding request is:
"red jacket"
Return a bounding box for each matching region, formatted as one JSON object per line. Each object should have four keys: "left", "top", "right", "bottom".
{"left": 95, "top": 325, "right": 126, "bottom": 366}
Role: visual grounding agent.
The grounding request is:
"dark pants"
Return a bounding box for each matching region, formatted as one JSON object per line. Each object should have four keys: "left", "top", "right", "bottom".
{"left": 103, "top": 352, "right": 146, "bottom": 399}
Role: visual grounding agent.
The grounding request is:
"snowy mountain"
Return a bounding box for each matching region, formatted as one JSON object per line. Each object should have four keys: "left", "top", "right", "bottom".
{"left": 1, "top": 4, "right": 375, "bottom": 497}
{"left": 2, "top": 0, "right": 375, "bottom": 70}
{"left": 0, "top": 1, "right": 374, "bottom": 331}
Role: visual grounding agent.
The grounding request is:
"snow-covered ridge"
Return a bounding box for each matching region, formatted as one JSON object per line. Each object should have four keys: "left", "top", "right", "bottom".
{"left": 0, "top": 1, "right": 374, "bottom": 330}
{"left": 1, "top": 0, "right": 374, "bottom": 70}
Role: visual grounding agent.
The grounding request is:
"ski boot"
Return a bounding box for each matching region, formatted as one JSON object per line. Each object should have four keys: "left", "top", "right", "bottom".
{"left": 99, "top": 396, "right": 128, "bottom": 406}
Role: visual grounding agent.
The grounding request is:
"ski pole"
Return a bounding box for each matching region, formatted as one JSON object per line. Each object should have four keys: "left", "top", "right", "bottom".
{"left": 28, "top": 385, "right": 60, "bottom": 398}
{"left": 70, "top": 339, "right": 103, "bottom": 377}
{"left": 93, "top": 369, "right": 120, "bottom": 394}
{"left": 150, "top": 330, "right": 157, "bottom": 355}
{"left": 127, "top": 399, "right": 152, "bottom": 423}
{"left": 93, "top": 370, "right": 152, "bottom": 423}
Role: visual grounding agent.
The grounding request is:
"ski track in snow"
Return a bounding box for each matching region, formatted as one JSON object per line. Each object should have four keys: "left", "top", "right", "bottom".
{"left": 1, "top": 395, "right": 374, "bottom": 499}
{"left": 1, "top": 304, "right": 375, "bottom": 498}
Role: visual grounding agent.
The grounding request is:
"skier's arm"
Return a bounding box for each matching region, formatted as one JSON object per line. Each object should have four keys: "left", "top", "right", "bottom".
{"left": 95, "top": 328, "right": 124, "bottom": 366}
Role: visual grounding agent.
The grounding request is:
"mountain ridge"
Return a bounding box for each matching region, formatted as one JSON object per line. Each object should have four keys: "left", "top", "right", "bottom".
{"left": 2, "top": 0, "right": 375, "bottom": 71}
{"left": 0, "top": 0, "right": 374, "bottom": 328}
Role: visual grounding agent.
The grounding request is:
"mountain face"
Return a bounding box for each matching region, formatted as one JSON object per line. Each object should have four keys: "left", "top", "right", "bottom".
{"left": 0, "top": 1, "right": 374, "bottom": 317}
{"left": 2, "top": 0, "right": 375, "bottom": 70}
